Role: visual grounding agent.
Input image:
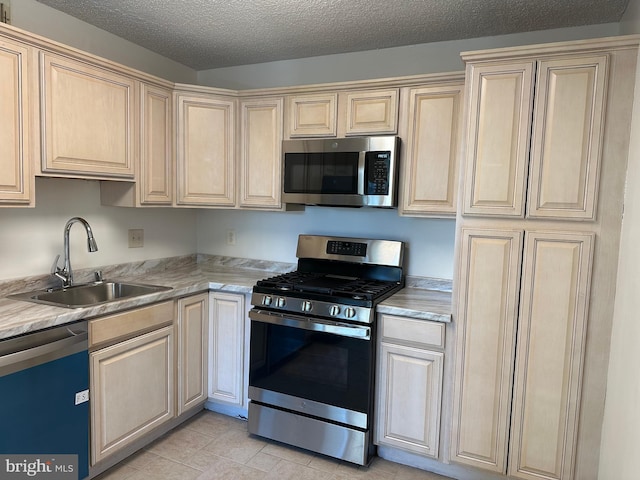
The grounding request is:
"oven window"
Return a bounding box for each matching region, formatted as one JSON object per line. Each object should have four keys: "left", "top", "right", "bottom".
{"left": 249, "top": 320, "right": 373, "bottom": 413}
{"left": 283, "top": 152, "right": 359, "bottom": 194}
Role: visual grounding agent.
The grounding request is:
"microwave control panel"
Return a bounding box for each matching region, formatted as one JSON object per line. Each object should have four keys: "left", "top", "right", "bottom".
{"left": 365, "top": 151, "right": 391, "bottom": 195}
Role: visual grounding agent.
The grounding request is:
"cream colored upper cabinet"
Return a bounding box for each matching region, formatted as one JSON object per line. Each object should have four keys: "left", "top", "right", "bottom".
{"left": 100, "top": 82, "right": 173, "bottom": 207}
{"left": 0, "top": 36, "right": 36, "bottom": 206}
{"left": 287, "top": 93, "right": 337, "bottom": 137}
{"left": 462, "top": 62, "right": 535, "bottom": 217}
{"left": 239, "top": 97, "right": 284, "bottom": 209}
{"left": 450, "top": 228, "right": 524, "bottom": 473}
{"left": 343, "top": 89, "right": 399, "bottom": 136}
{"left": 508, "top": 232, "right": 593, "bottom": 480}
{"left": 463, "top": 54, "right": 608, "bottom": 220}
{"left": 176, "top": 93, "right": 235, "bottom": 206}
{"left": 177, "top": 293, "right": 209, "bottom": 415}
{"left": 139, "top": 83, "right": 173, "bottom": 204}
{"left": 40, "top": 52, "right": 136, "bottom": 179}
{"left": 286, "top": 89, "right": 399, "bottom": 138}
{"left": 400, "top": 84, "right": 464, "bottom": 216}
{"left": 527, "top": 56, "right": 607, "bottom": 220}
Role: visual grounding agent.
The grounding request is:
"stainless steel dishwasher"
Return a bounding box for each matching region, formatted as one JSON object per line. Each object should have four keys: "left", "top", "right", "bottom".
{"left": 0, "top": 321, "right": 89, "bottom": 479}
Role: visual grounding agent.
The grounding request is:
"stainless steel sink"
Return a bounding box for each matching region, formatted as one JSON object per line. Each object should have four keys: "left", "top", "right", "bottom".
{"left": 9, "top": 281, "right": 172, "bottom": 308}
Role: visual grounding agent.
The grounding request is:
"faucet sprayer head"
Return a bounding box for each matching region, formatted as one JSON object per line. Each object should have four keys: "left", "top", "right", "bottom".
{"left": 88, "top": 236, "right": 98, "bottom": 252}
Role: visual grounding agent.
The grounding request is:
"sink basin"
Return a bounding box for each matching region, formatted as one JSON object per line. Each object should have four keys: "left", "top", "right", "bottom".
{"left": 9, "top": 281, "right": 172, "bottom": 308}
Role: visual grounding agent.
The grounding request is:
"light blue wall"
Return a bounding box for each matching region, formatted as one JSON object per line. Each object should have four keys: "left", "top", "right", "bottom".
{"left": 196, "top": 208, "right": 455, "bottom": 279}
{"left": 197, "top": 24, "right": 620, "bottom": 89}
{"left": 0, "top": 179, "right": 197, "bottom": 281}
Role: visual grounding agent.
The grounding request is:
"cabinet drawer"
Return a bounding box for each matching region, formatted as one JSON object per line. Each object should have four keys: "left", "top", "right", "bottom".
{"left": 89, "top": 301, "right": 174, "bottom": 348}
{"left": 379, "top": 314, "right": 445, "bottom": 349}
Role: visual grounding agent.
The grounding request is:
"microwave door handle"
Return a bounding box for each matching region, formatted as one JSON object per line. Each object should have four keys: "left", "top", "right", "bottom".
{"left": 357, "top": 151, "right": 366, "bottom": 195}
{"left": 249, "top": 309, "right": 371, "bottom": 340}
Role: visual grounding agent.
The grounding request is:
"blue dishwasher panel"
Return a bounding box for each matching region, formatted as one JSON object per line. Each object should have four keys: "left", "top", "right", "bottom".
{"left": 0, "top": 349, "right": 89, "bottom": 479}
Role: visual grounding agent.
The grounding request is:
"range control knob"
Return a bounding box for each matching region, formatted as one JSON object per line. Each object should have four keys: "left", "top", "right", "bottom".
{"left": 344, "top": 307, "right": 356, "bottom": 319}
{"left": 262, "top": 295, "right": 273, "bottom": 306}
{"left": 301, "top": 301, "right": 313, "bottom": 312}
{"left": 276, "top": 297, "right": 286, "bottom": 308}
{"left": 330, "top": 305, "right": 341, "bottom": 317}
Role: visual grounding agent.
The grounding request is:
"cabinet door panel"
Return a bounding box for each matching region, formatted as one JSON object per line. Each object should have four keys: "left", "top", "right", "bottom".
{"left": 209, "top": 292, "right": 245, "bottom": 405}
{"left": 0, "top": 38, "right": 34, "bottom": 205}
{"left": 178, "top": 294, "right": 209, "bottom": 414}
{"left": 376, "top": 343, "right": 443, "bottom": 458}
{"left": 287, "top": 93, "right": 337, "bottom": 137}
{"left": 140, "top": 83, "right": 173, "bottom": 204}
{"left": 528, "top": 56, "right": 608, "bottom": 220}
{"left": 509, "top": 232, "right": 593, "bottom": 480}
{"left": 176, "top": 95, "right": 235, "bottom": 205}
{"left": 40, "top": 53, "right": 135, "bottom": 178}
{"left": 401, "top": 85, "right": 463, "bottom": 215}
{"left": 451, "top": 228, "right": 523, "bottom": 472}
{"left": 91, "top": 326, "right": 174, "bottom": 464}
{"left": 345, "top": 89, "right": 398, "bottom": 135}
{"left": 240, "top": 97, "right": 283, "bottom": 208}
{"left": 463, "top": 63, "right": 534, "bottom": 217}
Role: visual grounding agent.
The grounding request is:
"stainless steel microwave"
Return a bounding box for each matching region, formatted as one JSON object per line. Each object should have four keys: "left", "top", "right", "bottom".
{"left": 282, "top": 136, "right": 400, "bottom": 208}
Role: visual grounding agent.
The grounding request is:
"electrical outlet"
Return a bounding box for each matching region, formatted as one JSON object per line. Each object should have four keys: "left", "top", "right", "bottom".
{"left": 75, "top": 389, "right": 89, "bottom": 405}
{"left": 0, "top": 2, "right": 11, "bottom": 24}
{"left": 128, "top": 228, "right": 144, "bottom": 248}
{"left": 227, "top": 230, "right": 236, "bottom": 245}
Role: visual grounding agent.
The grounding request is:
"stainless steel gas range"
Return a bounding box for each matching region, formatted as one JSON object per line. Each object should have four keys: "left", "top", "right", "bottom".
{"left": 247, "top": 234, "right": 405, "bottom": 466}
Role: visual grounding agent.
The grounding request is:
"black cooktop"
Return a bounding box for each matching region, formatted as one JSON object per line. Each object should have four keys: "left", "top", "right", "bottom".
{"left": 255, "top": 271, "right": 402, "bottom": 303}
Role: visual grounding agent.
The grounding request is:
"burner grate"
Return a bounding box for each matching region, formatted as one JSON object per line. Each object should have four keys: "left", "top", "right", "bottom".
{"left": 256, "top": 272, "right": 400, "bottom": 301}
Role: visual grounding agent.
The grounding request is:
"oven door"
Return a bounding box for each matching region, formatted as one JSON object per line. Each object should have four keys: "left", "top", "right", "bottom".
{"left": 248, "top": 308, "right": 374, "bottom": 429}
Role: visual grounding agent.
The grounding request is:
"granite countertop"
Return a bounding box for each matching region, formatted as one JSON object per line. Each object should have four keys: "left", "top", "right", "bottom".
{"left": 378, "top": 287, "right": 452, "bottom": 323}
{"left": 0, "top": 255, "right": 452, "bottom": 340}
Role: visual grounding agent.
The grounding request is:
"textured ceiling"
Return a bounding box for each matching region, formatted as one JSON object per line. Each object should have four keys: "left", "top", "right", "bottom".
{"left": 35, "top": 0, "right": 630, "bottom": 70}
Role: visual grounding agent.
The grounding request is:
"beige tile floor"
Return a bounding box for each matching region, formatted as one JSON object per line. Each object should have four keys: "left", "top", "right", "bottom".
{"left": 95, "top": 410, "right": 453, "bottom": 480}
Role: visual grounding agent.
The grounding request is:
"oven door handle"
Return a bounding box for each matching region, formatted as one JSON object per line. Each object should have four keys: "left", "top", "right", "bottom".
{"left": 249, "top": 309, "right": 371, "bottom": 340}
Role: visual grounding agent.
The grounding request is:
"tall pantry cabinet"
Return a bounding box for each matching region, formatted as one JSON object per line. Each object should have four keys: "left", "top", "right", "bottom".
{"left": 450, "top": 37, "right": 639, "bottom": 480}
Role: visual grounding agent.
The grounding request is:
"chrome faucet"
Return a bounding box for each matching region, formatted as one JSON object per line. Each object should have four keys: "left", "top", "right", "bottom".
{"left": 52, "top": 217, "right": 99, "bottom": 288}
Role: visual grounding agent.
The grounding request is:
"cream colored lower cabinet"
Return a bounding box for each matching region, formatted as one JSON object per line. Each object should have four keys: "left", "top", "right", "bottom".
{"left": 177, "top": 293, "right": 209, "bottom": 414}
{"left": 508, "top": 231, "right": 593, "bottom": 480}
{"left": 208, "top": 292, "right": 246, "bottom": 406}
{"left": 450, "top": 228, "right": 523, "bottom": 473}
{"left": 451, "top": 228, "right": 594, "bottom": 480}
{"left": 89, "top": 302, "right": 175, "bottom": 465}
{"left": 375, "top": 314, "right": 444, "bottom": 458}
